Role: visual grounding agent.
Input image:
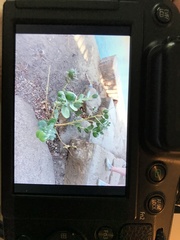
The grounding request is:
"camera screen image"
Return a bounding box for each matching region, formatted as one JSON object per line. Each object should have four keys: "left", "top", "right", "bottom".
{"left": 14, "top": 25, "right": 130, "bottom": 193}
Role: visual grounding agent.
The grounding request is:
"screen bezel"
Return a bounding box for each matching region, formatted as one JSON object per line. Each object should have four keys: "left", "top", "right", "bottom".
{"left": 13, "top": 24, "right": 130, "bottom": 196}
{"left": 2, "top": 0, "right": 144, "bottom": 223}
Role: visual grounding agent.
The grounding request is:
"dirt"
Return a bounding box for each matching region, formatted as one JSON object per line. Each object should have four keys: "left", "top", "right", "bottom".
{"left": 15, "top": 33, "right": 106, "bottom": 184}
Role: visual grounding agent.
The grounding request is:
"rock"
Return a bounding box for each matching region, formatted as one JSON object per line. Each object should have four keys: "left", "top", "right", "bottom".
{"left": 59, "top": 116, "right": 91, "bottom": 150}
{"left": 61, "top": 96, "right": 127, "bottom": 173}
{"left": 84, "top": 86, "right": 101, "bottom": 115}
{"left": 64, "top": 139, "right": 125, "bottom": 186}
{"left": 64, "top": 139, "right": 94, "bottom": 185}
{"left": 14, "top": 95, "right": 55, "bottom": 184}
{"left": 90, "top": 98, "right": 127, "bottom": 160}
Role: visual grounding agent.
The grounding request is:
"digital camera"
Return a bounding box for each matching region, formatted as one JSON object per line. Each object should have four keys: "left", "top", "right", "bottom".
{"left": 1, "top": 0, "right": 180, "bottom": 239}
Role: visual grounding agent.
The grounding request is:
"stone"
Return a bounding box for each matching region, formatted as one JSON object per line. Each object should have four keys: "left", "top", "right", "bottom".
{"left": 89, "top": 98, "right": 127, "bottom": 160}
{"left": 64, "top": 139, "right": 126, "bottom": 186}
{"left": 84, "top": 86, "right": 101, "bottom": 115}
{"left": 14, "top": 95, "right": 55, "bottom": 184}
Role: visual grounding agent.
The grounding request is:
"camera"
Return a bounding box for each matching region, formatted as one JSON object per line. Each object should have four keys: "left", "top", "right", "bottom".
{"left": 1, "top": 0, "right": 180, "bottom": 239}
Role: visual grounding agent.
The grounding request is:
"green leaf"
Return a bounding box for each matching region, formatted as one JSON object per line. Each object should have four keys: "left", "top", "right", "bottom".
{"left": 36, "top": 120, "right": 57, "bottom": 142}
{"left": 36, "top": 130, "right": 47, "bottom": 142}
{"left": 75, "top": 109, "right": 83, "bottom": 116}
{"left": 81, "top": 97, "right": 89, "bottom": 101}
{"left": 47, "top": 129, "right": 56, "bottom": 140}
{"left": 65, "top": 91, "right": 77, "bottom": 101}
{"left": 55, "top": 100, "right": 62, "bottom": 107}
{"left": 53, "top": 109, "right": 59, "bottom": 120}
{"left": 69, "top": 103, "right": 78, "bottom": 111}
{"left": 104, "top": 114, "right": 109, "bottom": 119}
{"left": 84, "top": 128, "right": 90, "bottom": 133}
{"left": 77, "top": 127, "right": 81, "bottom": 133}
{"left": 48, "top": 118, "right": 56, "bottom": 126}
{"left": 93, "top": 131, "right": 99, "bottom": 138}
{"left": 96, "top": 122, "right": 100, "bottom": 128}
{"left": 92, "top": 94, "right": 98, "bottom": 99}
{"left": 87, "top": 125, "right": 94, "bottom": 131}
{"left": 100, "top": 118, "right": 106, "bottom": 124}
{"left": 103, "top": 109, "right": 108, "bottom": 114}
{"left": 61, "top": 105, "right": 70, "bottom": 118}
{"left": 58, "top": 91, "right": 65, "bottom": 99}
{"left": 38, "top": 120, "right": 47, "bottom": 130}
{"left": 78, "top": 93, "right": 85, "bottom": 100}
{"left": 66, "top": 69, "right": 77, "bottom": 80}
{"left": 74, "top": 102, "right": 82, "bottom": 108}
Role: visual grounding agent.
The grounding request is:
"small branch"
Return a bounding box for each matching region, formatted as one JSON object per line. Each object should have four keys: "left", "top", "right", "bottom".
{"left": 55, "top": 114, "right": 103, "bottom": 127}
{"left": 85, "top": 73, "right": 92, "bottom": 86}
{"left": 63, "top": 82, "right": 68, "bottom": 91}
{"left": 56, "top": 130, "right": 67, "bottom": 146}
{"left": 45, "top": 65, "right": 51, "bottom": 112}
{"left": 55, "top": 130, "right": 77, "bottom": 156}
{"left": 94, "top": 116, "right": 103, "bottom": 125}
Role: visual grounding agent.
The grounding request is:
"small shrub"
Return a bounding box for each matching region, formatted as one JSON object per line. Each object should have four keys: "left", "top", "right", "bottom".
{"left": 36, "top": 68, "right": 111, "bottom": 143}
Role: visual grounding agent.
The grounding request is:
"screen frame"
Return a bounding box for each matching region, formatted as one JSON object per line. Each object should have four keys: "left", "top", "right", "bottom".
{"left": 2, "top": 0, "right": 143, "bottom": 222}
{"left": 13, "top": 24, "right": 130, "bottom": 197}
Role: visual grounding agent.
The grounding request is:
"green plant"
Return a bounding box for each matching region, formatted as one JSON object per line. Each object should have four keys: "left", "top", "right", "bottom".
{"left": 36, "top": 119, "right": 57, "bottom": 142}
{"left": 74, "top": 109, "right": 110, "bottom": 138}
{"left": 66, "top": 68, "right": 78, "bottom": 82}
{"left": 36, "top": 68, "right": 111, "bottom": 143}
{"left": 54, "top": 90, "right": 98, "bottom": 119}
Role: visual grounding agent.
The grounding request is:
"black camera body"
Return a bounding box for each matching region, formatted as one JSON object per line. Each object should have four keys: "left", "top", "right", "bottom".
{"left": 1, "top": 0, "right": 180, "bottom": 239}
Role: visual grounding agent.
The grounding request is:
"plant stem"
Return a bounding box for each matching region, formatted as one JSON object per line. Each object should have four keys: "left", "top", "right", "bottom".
{"left": 45, "top": 65, "right": 51, "bottom": 112}
{"left": 55, "top": 114, "right": 103, "bottom": 127}
{"left": 63, "top": 82, "right": 69, "bottom": 91}
{"left": 94, "top": 116, "right": 103, "bottom": 125}
{"left": 55, "top": 129, "right": 77, "bottom": 155}
{"left": 55, "top": 129, "right": 67, "bottom": 146}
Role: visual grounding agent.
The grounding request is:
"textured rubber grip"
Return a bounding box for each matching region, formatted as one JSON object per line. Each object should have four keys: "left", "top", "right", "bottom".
{"left": 119, "top": 224, "right": 153, "bottom": 240}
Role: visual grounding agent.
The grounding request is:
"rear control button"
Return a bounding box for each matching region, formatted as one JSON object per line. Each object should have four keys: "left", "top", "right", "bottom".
{"left": 155, "top": 228, "right": 165, "bottom": 240}
{"left": 147, "top": 194, "right": 165, "bottom": 214}
{"left": 48, "top": 231, "right": 84, "bottom": 240}
{"left": 154, "top": 4, "right": 172, "bottom": 24}
{"left": 96, "top": 226, "right": 114, "bottom": 240}
{"left": 148, "top": 163, "right": 166, "bottom": 183}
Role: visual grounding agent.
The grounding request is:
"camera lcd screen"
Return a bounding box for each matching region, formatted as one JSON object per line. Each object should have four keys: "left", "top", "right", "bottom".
{"left": 14, "top": 25, "right": 130, "bottom": 195}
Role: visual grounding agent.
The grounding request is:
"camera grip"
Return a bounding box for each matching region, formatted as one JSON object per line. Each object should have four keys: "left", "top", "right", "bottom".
{"left": 145, "top": 37, "right": 180, "bottom": 151}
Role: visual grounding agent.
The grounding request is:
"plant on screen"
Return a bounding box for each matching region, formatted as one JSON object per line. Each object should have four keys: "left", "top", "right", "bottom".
{"left": 36, "top": 68, "right": 110, "bottom": 143}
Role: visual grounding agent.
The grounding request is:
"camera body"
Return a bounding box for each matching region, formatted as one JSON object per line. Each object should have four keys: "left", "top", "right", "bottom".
{"left": 1, "top": 0, "right": 180, "bottom": 239}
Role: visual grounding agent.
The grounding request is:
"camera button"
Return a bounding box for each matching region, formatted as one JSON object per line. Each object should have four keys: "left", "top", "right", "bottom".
{"left": 48, "top": 231, "right": 84, "bottom": 240}
{"left": 148, "top": 163, "right": 166, "bottom": 183}
{"left": 96, "top": 226, "right": 114, "bottom": 240}
{"left": 147, "top": 195, "right": 165, "bottom": 214}
{"left": 154, "top": 4, "right": 172, "bottom": 24}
